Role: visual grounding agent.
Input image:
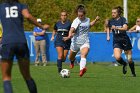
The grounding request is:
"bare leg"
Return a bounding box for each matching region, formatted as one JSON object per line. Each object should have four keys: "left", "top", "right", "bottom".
{"left": 1, "top": 60, "right": 13, "bottom": 93}
{"left": 18, "top": 59, "right": 37, "bottom": 93}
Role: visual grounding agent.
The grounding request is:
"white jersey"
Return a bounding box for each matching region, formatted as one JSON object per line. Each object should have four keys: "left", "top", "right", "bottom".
{"left": 136, "top": 25, "right": 140, "bottom": 30}
{"left": 71, "top": 17, "right": 90, "bottom": 44}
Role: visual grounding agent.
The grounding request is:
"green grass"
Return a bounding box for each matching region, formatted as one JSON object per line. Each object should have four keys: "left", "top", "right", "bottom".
{"left": 0, "top": 63, "right": 140, "bottom": 93}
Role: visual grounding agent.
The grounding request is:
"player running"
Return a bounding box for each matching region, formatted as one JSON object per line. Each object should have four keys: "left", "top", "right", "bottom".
{"left": 0, "top": 0, "right": 49, "bottom": 93}
{"left": 63, "top": 5, "right": 99, "bottom": 77}
{"left": 51, "top": 10, "right": 71, "bottom": 73}
{"left": 106, "top": 6, "right": 136, "bottom": 77}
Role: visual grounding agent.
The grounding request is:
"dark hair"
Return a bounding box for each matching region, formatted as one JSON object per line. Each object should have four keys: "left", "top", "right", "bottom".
{"left": 76, "top": 4, "right": 86, "bottom": 14}
{"left": 113, "top": 6, "right": 123, "bottom": 15}
{"left": 4, "top": 0, "right": 19, "bottom": 3}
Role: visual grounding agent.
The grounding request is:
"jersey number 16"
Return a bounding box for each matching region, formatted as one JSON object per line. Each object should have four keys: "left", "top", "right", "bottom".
{"left": 5, "top": 6, "right": 18, "bottom": 18}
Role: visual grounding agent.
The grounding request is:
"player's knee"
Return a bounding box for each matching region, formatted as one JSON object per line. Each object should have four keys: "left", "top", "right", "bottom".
{"left": 127, "top": 55, "right": 132, "bottom": 63}
{"left": 58, "top": 55, "right": 63, "bottom": 59}
{"left": 114, "top": 55, "right": 121, "bottom": 61}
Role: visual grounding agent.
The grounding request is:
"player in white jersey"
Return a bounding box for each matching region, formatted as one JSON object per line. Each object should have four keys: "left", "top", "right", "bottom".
{"left": 64, "top": 5, "right": 99, "bottom": 77}
{"left": 129, "top": 18, "right": 140, "bottom": 32}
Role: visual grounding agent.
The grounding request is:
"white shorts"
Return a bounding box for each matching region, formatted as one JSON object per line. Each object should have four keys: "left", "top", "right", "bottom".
{"left": 70, "top": 43, "right": 90, "bottom": 52}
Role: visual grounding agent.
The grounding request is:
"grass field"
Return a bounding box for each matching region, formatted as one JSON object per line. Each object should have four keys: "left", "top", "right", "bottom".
{"left": 0, "top": 62, "right": 140, "bottom": 93}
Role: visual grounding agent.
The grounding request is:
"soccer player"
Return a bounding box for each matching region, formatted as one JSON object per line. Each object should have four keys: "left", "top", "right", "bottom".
{"left": 63, "top": 5, "right": 99, "bottom": 77}
{"left": 129, "top": 17, "right": 140, "bottom": 32}
{"left": 106, "top": 6, "right": 136, "bottom": 77}
{"left": 51, "top": 10, "right": 71, "bottom": 73}
{"left": 0, "top": 0, "right": 49, "bottom": 93}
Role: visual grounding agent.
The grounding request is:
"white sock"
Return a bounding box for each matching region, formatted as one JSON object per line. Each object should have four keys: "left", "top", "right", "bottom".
{"left": 80, "top": 58, "right": 86, "bottom": 70}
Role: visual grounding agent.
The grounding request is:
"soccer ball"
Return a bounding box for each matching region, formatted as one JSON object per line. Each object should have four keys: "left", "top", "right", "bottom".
{"left": 60, "top": 69, "right": 70, "bottom": 78}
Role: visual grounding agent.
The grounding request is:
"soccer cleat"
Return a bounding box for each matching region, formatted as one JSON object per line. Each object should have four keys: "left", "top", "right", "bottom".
{"left": 70, "top": 63, "right": 74, "bottom": 69}
{"left": 79, "top": 68, "right": 87, "bottom": 77}
{"left": 35, "top": 63, "right": 39, "bottom": 66}
{"left": 123, "top": 63, "right": 127, "bottom": 74}
{"left": 132, "top": 74, "right": 136, "bottom": 77}
{"left": 43, "top": 63, "right": 47, "bottom": 66}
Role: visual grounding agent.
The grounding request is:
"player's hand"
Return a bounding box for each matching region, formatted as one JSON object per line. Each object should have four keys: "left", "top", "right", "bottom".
{"left": 42, "top": 24, "right": 49, "bottom": 30}
{"left": 107, "top": 36, "right": 110, "bottom": 41}
{"left": 51, "top": 36, "right": 54, "bottom": 41}
{"left": 95, "top": 16, "right": 100, "bottom": 21}
{"left": 63, "top": 37, "right": 70, "bottom": 41}
{"left": 111, "top": 25, "right": 116, "bottom": 30}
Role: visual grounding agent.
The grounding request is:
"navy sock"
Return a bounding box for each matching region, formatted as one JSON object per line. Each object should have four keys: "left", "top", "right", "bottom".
{"left": 26, "top": 79, "right": 37, "bottom": 93}
{"left": 3, "top": 80, "right": 13, "bottom": 93}
{"left": 129, "top": 62, "right": 136, "bottom": 75}
{"left": 57, "top": 59, "right": 62, "bottom": 73}
{"left": 116, "top": 58, "right": 126, "bottom": 65}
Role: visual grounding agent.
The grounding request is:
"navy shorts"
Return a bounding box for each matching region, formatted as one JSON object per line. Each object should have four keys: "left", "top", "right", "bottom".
{"left": 1, "top": 43, "right": 30, "bottom": 61}
{"left": 113, "top": 38, "right": 132, "bottom": 51}
{"left": 55, "top": 40, "right": 71, "bottom": 50}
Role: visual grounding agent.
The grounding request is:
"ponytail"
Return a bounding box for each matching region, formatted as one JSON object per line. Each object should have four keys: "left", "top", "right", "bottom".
{"left": 113, "top": 6, "right": 123, "bottom": 15}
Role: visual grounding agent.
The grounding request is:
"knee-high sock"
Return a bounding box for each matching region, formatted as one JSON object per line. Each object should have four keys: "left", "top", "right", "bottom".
{"left": 57, "top": 59, "right": 62, "bottom": 73}
{"left": 3, "top": 80, "right": 13, "bottom": 93}
{"left": 80, "top": 58, "right": 86, "bottom": 70}
{"left": 26, "top": 79, "right": 37, "bottom": 93}
{"left": 129, "top": 62, "right": 135, "bottom": 75}
{"left": 116, "top": 57, "right": 126, "bottom": 65}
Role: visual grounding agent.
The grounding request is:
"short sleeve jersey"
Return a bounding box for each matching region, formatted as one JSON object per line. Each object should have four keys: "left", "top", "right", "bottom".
{"left": 0, "top": 2, "right": 28, "bottom": 44}
{"left": 71, "top": 17, "right": 90, "bottom": 44}
{"left": 108, "top": 17, "right": 128, "bottom": 41}
{"left": 54, "top": 20, "right": 71, "bottom": 37}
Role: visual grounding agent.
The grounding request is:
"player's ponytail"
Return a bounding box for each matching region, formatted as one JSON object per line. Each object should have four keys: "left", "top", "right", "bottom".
{"left": 113, "top": 6, "right": 123, "bottom": 16}
{"left": 75, "top": 4, "right": 86, "bottom": 14}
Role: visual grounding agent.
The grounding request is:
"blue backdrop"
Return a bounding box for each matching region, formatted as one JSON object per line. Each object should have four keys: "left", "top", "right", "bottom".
{"left": 25, "top": 32, "right": 140, "bottom": 62}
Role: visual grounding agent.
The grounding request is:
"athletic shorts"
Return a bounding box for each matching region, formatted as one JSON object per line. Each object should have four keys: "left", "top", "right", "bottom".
{"left": 113, "top": 38, "right": 132, "bottom": 51}
{"left": 54, "top": 35, "right": 71, "bottom": 50}
{"left": 70, "top": 43, "right": 90, "bottom": 52}
{"left": 1, "top": 43, "right": 30, "bottom": 61}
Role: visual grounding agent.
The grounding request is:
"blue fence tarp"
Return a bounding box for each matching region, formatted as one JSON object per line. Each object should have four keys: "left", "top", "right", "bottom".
{"left": 25, "top": 32, "right": 140, "bottom": 62}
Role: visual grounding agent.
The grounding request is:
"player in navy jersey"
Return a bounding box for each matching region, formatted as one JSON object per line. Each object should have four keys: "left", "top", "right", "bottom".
{"left": 0, "top": 0, "right": 49, "bottom": 93}
{"left": 51, "top": 10, "right": 71, "bottom": 73}
{"left": 106, "top": 6, "right": 136, "bottom": 77}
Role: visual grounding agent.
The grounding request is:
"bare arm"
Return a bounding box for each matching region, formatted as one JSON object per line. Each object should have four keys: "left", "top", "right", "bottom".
{"left": 112, "top": 24, "right": 128, "bottom": 31}
{"left": 90, "top": 16, "right": 100, "bottom": 27}
{"left": 36, "top": 30, "right": 46, "bottom": 35}
{"left": 63, "top": 27, "right": 75, "bottom": 41}
{"left": 51, "top": 30, "right": 57, "bottom": 41}
{"left": 129, "top": 25, "right": 137, "bottom": 32}
{"left": 22, "top": 9, "right": 44, "bottom": 29}
{"left": 106, "top": 26, "right": 110, "bottom": 41}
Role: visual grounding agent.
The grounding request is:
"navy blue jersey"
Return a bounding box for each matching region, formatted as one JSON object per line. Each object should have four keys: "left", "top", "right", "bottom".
{"left": 54, "top": 20, "right": 71, "bottom": 49}
{"left": 54, "top": 20, "right": 71, "bottom": 37}
{"left": 0, "top": 2, "right": 27, "bottom": 44}
{"left": 108, "top": 17, "right": 128, "bottom": 41}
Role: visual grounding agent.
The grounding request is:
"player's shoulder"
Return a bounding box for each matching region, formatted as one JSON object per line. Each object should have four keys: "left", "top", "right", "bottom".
{"left": 73, "top": 17, "right": 79, "bottom": 22}
{"left": 55, "top": 20, "right": 61, "bottom": 25}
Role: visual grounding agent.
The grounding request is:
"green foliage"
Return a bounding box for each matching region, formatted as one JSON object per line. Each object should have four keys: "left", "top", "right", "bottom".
{"left": 0, "top": 0, "right": 140, "bottom": 31}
